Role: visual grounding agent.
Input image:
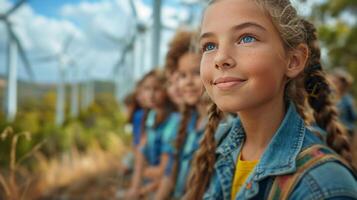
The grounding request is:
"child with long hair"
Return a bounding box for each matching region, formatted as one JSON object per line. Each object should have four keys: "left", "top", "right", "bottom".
{"left": 155, "top": 30, "right": 211, "bottom": 200}
{"left": 185, "top": 0, "right": 357, "bottom": 199}
{"left": 329, "top": 68, "right": 357, "bottom": 136}
{"left": 119, "top": 73, "right": 159, "bottom": 176}
{"left": 126, "top": 70, "right": 180, "bottom": 199}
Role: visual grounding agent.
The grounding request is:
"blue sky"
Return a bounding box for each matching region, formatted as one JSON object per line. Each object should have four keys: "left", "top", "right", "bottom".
{"left": 10, "top": 0, "right": 180, "bottom": 19}
{"left": 1, "top": 0, "right": 199, "bottom": 85}
{"left": 25, "top": 0, "right": 98, "bottom": 18}
{"left": 1, "top": 0, "right": 330, "bottom": 85}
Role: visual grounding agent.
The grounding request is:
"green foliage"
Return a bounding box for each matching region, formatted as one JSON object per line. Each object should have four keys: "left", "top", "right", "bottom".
{"left": 302, "top": 0, "right": 357, "bottom": 96}
{"left": 0, "top": 90, "right": 129, "bottom": 168}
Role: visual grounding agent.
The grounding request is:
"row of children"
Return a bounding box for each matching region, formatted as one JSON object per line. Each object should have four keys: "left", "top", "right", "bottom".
{"left": 120, "top": 30, "right": 209, "bottom": 200}
{"left": 119, "top": 0, "right": 357, "bottom": 199}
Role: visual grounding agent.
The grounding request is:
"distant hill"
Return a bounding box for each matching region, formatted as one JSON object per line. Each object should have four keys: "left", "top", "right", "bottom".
{"left": 0, "top": 78, "right": 115, "bottom": 112}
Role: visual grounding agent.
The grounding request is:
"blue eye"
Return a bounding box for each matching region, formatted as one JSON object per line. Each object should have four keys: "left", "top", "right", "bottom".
{"left": 203, "top": 42, "right": 216, "bottom": 52}
{"left": 240, "top": 35, "right": 257, "bottom": 44}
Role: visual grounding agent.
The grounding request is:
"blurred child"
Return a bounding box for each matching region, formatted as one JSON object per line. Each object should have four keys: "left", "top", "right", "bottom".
{"left": 155, "top": 30, "right": 211, "bottom": 200}
{"left": 126, "top": 69, "right": 180, "bottom": 199}
{"left": 166, "top": 70, "right": 184, "bottom": 112}
{"left": 119, "top": 72, "right": 159, "bottom": 175}
{"left": 329, "top": 68, "right": 357, "bottom": 136}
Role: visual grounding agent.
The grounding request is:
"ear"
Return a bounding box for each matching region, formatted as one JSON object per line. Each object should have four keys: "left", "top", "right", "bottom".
{"left": 285, "top": 43, "right": 309, "bottom": 78}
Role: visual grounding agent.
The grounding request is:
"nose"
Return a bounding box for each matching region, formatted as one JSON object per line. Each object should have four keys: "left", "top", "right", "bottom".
{"left": 214, "top": 45, "right": 236, "bottom": 70}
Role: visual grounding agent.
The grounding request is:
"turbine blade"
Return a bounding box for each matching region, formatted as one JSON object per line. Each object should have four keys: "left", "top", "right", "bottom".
{"left": 8, "top": 23, "right": 35, "bottom": 80}
{"left": 5, "top": 0, "right": 27, "bottom": 17}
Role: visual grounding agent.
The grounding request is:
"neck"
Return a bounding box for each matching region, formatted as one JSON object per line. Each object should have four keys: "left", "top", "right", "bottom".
{"left": 155, "top": 107, "right": 166, "bottom": 124}
{"left": 196, "top": 103, "right": 208, "bottom": 130}
{"left": 238, "top": 97, "right": 286, "bottom": 161}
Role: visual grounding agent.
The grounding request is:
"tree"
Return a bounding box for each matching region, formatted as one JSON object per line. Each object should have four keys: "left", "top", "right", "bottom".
{"left": 303, "top": 0, "right": 357, "bottom": 95}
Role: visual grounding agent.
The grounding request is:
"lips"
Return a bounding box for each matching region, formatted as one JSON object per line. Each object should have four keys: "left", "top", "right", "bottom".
{"left": 213, "top": 76, "right": 247, "bottom": 90}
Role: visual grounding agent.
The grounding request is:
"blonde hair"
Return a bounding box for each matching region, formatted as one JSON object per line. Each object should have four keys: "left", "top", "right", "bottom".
{"left": 185, "top": 0, "right": 353, "bottom": 199}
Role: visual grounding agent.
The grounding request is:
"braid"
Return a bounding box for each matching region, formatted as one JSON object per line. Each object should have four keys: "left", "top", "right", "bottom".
{"left": 302, "top": 19, "right": 353, "bottom": 164}
{"left": 288, "top": 76, "right": 313, "bottom": 124}
{"left": 184, "top": 103, "right": 222, "bottom": 200}
{"left": 140, "top": 109, "right": 150, "bottom": 136}
{"left": 172, "top": 104, "right": 193, "bottom": 184}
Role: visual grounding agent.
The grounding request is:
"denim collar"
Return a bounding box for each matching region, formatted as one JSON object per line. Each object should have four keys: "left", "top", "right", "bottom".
{"left": 215, "top": 102, "right": 306, "bottom": 180}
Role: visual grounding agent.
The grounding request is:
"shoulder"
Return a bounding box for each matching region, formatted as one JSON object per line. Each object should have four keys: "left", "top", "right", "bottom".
{"left": 169, "top": 112, "right": 181, "bottom": 123}
{"left": 290, "top": 161, "right": 357, "bottom": 200}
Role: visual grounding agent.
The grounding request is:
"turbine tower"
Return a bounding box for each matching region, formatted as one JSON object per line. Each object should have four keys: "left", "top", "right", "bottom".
{"left": 0, "top": 0, "right": 34, "bottom": 122}
{"left": 35, "top": 36, "right": 78, "bottom": 126}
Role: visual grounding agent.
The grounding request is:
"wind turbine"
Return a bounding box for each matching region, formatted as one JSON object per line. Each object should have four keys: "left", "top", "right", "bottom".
{"left": 0, "top": 0, "right": 34, "bottom": 122}
{"left": 105, "top": 32, "right": 136, "bottom": 101}
{"left": 128, "top": 0, "right": 149, "bottom": 80}
{"left": 69, "top": 60, "right": 80, "bottom": 119}
{"left": 152, "top": 0, "right": 162, "bottom": 68}
{"left": 80, "top": 64, "right": 96, "bottom": 111}
{"left": 104, "top": 0, "right": 142, "bottom": 102}
{"left": 34, "top": 36, "right": 78, "bottom": 126}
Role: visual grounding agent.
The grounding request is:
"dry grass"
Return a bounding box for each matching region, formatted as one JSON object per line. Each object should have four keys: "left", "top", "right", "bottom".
{"left": 0, "top": 126, "right": 41, "bottom": 200}
{"left": 29, "top": 132, "right": 129, "bottom": 199}
{"left": 1, "top": 127, "right": 356, "bottom": 200}
{"left": 0, "top": 128, "right": 130, "bottom": 200}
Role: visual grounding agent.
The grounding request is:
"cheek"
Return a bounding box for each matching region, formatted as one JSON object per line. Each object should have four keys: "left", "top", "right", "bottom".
{"left": 200, "top": 58, "right": 214, "bottom": 95}
{"left": 194, "top": 76, "right": 203, "bottom": 90}
{"left": 240, "top": 48, "right": 286, "bottom": 83}
{"left": 241, "top": 56, "right": 286, "bottom": 100}
{"left": 177, "top": 78, "right": 185, "bottom": 91}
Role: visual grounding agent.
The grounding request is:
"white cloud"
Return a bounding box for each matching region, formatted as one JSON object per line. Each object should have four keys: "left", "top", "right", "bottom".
{"left": 0, "top": 0, "right": 201, "bottom": 86}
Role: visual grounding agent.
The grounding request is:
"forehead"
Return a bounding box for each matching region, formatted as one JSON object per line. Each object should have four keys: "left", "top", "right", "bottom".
{"left": 142, "top": 75, "right": 158, "bottom": 86}
{"left": 202, "top": 0, "right": 273, "bottom": 34}
{"left": 178, "top": 53, "right": 201, "bottom": 70}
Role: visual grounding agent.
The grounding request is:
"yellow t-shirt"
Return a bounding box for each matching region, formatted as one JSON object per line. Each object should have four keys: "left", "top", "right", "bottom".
{"left": 231, "top": 154, "right": 259, "bottom": 200}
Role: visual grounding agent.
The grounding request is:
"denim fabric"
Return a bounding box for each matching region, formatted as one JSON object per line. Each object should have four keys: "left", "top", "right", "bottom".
{"left": 142, "top": 110, "right": 180, "bottom": 166}
{"left": 337, "top": 94, "right": 357, "bottom": 133}
{"left": 132, "top": 109, "right": 145, "bottom": 146}
{"left": 162, "top": 112, "right": 181, "bottom": 175}
{"left": 203, "top": 102, "right": 357, "bottom": 200}
{"left": 173, "top": 111, "right": 205, "bottom": 198}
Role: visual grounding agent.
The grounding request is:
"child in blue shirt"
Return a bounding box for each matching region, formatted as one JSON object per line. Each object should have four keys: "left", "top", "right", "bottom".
{"left": 155, "top": 30, "right": 212, "bottom": 200}
{"left": 329, "top": 68, "right": 357, "bottom": 135}
{"left": 126, "top": 70, "right": 180, "bottom": 199}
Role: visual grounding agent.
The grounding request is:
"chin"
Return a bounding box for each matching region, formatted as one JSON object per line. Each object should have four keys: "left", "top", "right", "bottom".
{"left": 214, "top": 98, "right": 246, "bottom": 113}
{"left": 186, "top": 98, "right": 200, "bottom": 106}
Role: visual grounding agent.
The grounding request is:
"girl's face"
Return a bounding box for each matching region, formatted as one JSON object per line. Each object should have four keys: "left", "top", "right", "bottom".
{"left": 167, "top": 71, "right": 184, "bottom": 107}
{"left": 177, "top": 52, "right": 203, "bottom": 106}
{"left": 199, "top": 0, "right": 290, "bottom": 113}
{"left": 140, "top": 76, "right": 158, "bottom": 109}
{"left": 153, "top": 86, "right": 168, "bottom": 109}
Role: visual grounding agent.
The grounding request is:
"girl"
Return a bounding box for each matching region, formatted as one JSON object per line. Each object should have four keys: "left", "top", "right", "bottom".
{"left": 126, "top": 70, "right": 180, "bottom": 199}
{"left": 120, "top": 74, "right": 158, "bottom": 175}
{"left": 329, "top": 68, "right": 357, "bottom": 136}
{"left": 166, "top": 70, "right": 185, "bottom": 113}
{"left": 155, "top": 30, "right": 210, "bottom": 200}
{"left": 185, "top": 0, "right": 357, "bottom": 199}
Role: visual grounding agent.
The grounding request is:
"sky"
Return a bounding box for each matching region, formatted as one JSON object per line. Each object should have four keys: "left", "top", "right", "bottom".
{"left": 0, "top": 0, "right": 334, "bottom": 85}
{"left": 0, "top": 0, "right": 201, "bottom": 85}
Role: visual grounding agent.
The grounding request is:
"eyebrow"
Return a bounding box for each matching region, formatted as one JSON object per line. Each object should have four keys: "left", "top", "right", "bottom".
{"left": 199, "top": 22, "right": 267, "bottom": 42}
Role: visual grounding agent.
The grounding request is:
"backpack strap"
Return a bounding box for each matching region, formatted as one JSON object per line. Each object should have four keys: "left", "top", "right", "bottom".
{"left": 267, "top": 144, "right": 351, "bottom": 200}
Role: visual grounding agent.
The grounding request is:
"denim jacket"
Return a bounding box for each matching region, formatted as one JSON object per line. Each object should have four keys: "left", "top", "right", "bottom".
{"left": 337, "top": 94, "right": 357, "bottom": 133}
{"left": 204, "top": 102, "right": 357, "bottom": 200}
{"left": 142, "top": 110, "right": 180, "bottom": 166}
{"left": 174, "top": 111, "right": 206, "bottom": 198}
